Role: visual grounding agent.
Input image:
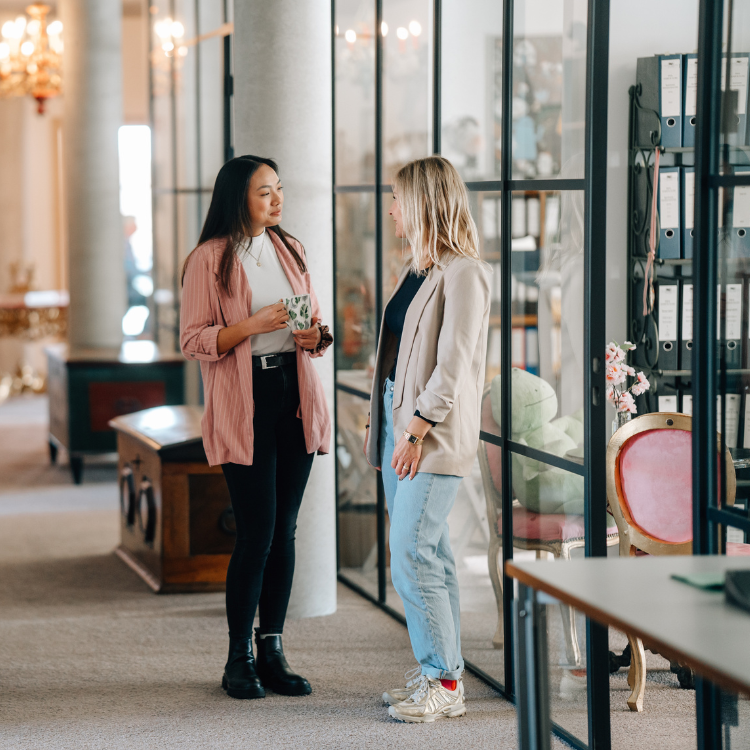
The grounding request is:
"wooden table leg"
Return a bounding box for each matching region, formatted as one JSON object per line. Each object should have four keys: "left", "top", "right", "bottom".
{"left": 626, "top": 634, "right": 646, "bottom": 712}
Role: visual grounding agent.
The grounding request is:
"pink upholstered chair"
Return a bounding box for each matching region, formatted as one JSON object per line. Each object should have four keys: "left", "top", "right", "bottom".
{"left": 606, "top": 412, "right": 750, "bottom": 711}
{"left": 478, "top": 386, "right": 619, "bottom": 666}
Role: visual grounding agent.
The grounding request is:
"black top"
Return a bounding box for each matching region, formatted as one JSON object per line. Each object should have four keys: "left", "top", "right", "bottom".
{"left": 384, "top": 270, "right": 435, "bottom": 426}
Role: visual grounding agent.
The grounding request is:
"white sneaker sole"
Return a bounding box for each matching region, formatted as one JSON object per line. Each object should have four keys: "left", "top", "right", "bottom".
{"left": 388, "top": 704, "right": 467, "bottom": 723}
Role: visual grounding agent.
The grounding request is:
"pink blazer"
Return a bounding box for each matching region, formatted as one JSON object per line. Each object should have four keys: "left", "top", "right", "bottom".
{"left": 180, "top": 231, "right": 332, "bottom": 466}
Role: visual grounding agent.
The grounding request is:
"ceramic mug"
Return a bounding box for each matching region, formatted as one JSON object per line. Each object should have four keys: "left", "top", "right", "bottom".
{"left": 283, "top": 294, "right": 312, "bottom": 331}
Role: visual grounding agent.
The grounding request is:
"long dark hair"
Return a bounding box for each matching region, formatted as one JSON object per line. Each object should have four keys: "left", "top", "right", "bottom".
{"left": 181, "top": 155, "right": 306, "bottom": 294}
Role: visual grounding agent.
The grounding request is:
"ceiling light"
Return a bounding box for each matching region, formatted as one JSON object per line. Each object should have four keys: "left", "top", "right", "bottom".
{"left": 408, "top": 20, "right": 422, "bottom": 36}
{"left": 396, "top": 27, "right": 408, "bottom": 40}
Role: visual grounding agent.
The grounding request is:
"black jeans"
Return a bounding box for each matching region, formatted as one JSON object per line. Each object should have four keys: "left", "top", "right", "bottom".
{"left": 221, "top": 361, "right": 315, "bottom": 639}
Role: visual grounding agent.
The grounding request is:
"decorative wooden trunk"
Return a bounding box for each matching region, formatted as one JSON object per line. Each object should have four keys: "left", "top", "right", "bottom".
{"left": 110, "top": 406, "right": 234, "bottom": 593}
{"left": 46, "top": 343, "right": 185, "bottom": 483}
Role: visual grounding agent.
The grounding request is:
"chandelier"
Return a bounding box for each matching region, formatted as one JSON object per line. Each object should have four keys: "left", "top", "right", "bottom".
{"left": 0, "top": 4, "right": 62, "bottom": 114}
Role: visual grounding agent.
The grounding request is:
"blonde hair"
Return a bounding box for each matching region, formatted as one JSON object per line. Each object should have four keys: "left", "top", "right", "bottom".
{"left": 394, "top": 156, "right": 480, "bottom": 272}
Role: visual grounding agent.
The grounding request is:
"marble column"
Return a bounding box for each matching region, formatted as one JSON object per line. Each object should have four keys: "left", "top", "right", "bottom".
{"left": 61, "top": 0, "right": 125, "bottom": 349}
{"left": 233, "top": 0, "right": 336, "bottom": 619}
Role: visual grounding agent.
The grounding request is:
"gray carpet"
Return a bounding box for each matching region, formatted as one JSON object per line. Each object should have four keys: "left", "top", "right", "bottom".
{"left": 2, "top": 396, "right": 742, "bottom": 749}
{"left": 0, "top": 396, "right": 544, "bottom": 750}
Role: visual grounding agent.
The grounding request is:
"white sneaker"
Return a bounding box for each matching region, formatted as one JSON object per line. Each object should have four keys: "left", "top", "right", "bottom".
{"left": 382, "top": 666, "right": 422, "bottom": 706}
{"left": 388, "top": 675, "right": 466, "bottom": 723}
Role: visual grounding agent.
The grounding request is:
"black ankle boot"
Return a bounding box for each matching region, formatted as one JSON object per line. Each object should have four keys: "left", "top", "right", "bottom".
{"left": 222, "top": 637, "right": 265, "bottom": 699}
{"left": 255, "top": 630, "right": 311, "bottom": 696}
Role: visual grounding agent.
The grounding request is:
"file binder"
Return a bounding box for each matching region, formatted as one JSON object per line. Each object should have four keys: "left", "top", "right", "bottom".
{"left": 722, "top": 53, "right": 750, "bottom": 147}
{"left": 682, "top": 53, "right": 698, "bottom": 148}
{"left": 658, "top": 395, "right": 678, "bottom": 412}
{"left": 733, "top": 167, "right": 750, "bottom": 258}
{"left": 681, "top": 281, "right": 693, "bottom": 370}
{"left": 511, "top": 327, "right": 525, "bottom": 369}
{"left": 718, "top": 394, "right": 742, "bottom": 449}
{"left": 525, "top": 328, "right": 539, "bottom": 376}
{"left": 682, "top": 394, "right": 692, "bottom": 416}
{"left": 636, "top": 55, "right": 683, "bottom": 148}
{"left": 682, "top": 167, "right": 695, "bottom": 259}
{"left": 722, "top": 283, "right": 743, "bottom": 368}
{"left": 659, "top": 167, "right": 681, "bottom": 259}
{"left": 658, "top": 283, "right": 679, "bottom": 370}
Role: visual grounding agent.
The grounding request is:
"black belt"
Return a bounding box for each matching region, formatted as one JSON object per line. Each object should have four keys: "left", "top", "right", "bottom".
{"left": 252, "top": 352, "right": 297, "bottom": 370}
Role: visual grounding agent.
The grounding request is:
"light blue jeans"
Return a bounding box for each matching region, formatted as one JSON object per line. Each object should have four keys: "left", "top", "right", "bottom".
{"left": 380, "top": 377, "right": 464, "bottom": 680}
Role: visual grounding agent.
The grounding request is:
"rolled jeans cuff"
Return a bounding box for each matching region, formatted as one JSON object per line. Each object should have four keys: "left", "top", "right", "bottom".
{"left": 422, "top": 665, "right": 464, "bottom": 681}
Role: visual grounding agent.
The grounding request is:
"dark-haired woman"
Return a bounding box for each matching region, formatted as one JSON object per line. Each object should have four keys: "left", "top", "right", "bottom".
{"left": 180, "top": 156, "right": 332, "bottom": 700}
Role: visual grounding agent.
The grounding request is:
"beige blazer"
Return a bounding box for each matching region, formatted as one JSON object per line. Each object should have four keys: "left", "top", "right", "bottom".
{"left": 366, "top": 254, "right": 491, "bottom": 477}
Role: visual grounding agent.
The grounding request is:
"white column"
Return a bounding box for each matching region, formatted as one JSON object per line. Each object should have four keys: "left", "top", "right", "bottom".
{"left": 233, "top": 0, "right": 336, "bottom": 619}
{"left": 61, "top": 0, "right": 125, "bottom": 349}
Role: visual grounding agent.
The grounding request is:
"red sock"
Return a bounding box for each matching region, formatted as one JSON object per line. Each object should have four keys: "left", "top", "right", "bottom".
{"left": 441, "top": 679, "right": 458, "bottom": 691}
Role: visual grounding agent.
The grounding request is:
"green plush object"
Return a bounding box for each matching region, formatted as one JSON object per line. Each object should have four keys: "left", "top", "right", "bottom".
{"left": 489, "top": 370, "right": 584, "bottom": 515}
{"left": 550, "top": 409, "right": 584, "bottom": 446}
{"left": 490, "top": 368, "right": 558, "bottom": 437}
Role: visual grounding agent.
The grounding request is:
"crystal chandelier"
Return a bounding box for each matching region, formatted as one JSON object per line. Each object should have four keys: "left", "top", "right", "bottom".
{"left": 0, "top": 4, "right": 62, "bottom": 114}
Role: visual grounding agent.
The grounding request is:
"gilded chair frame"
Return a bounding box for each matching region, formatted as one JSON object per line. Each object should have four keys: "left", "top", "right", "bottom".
{"left": 478, "top": 385, "right": 619, "bottom": 665}
{"left": 606, "top": 412, "right": 736, "bottom": 559}
{"left": 605, "top": 411, "right": 736, "bottom": 712}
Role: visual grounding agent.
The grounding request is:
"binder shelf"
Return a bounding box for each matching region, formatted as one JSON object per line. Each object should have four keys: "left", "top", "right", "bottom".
{"left": 627, "top": 71, "right": 750, "bottom": 453}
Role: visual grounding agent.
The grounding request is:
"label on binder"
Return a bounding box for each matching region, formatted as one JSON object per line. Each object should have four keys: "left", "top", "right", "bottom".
{"left": 659, "top": 395, "right": 678, "bottom": 412}
{"left": 658, "top": 285, "right": 678, "bottom": 341}
{"left": 682, "top": 283, "right": 693, "bottom": 340}
{"left": 736, "top": 183, "right": 750, "bottom": 227}
{"left": 722, "top": 57, "right": 749, "bottom": 115}
{"left": 684, "top": 170, "right": 695, "bottom": 229}
{"left": 684, "top": 56, "right": 698, "bottom": 116}
{"left": 726, "top": 284, "right": 743, "bottom": 340}
{"left": 718, "top": 394, "right": 741, "bottom": 449}
{"left": 661, "top": 58, "right": 682, "bottom": 116}
{"left": 683, "top": 394, "right": 693, "bottom": 416}
{"left": 660, "top": 171, "right": 680, "bottom": 229}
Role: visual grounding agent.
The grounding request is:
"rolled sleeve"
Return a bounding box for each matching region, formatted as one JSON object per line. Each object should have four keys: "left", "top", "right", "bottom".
{"left": 180, "top": 251, "right": 229, "bottom": 362}
{"left": 414, "top": 261, "right": 490, "bottom": 424}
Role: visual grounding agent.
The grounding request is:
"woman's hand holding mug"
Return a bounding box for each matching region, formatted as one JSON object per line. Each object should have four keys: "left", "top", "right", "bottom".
{"left": 248, "top": 301, "right": 289, "bottom": 334}
{"left": 292, "top": 316, "right": 322, "bottom": 350}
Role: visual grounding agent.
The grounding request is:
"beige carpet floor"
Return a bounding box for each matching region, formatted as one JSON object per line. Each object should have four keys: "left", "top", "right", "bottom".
{"left": 0, "top": 396, "right": 548, "bottom": 750}
{"left": 1, "top": 395, "right": 741, "bottom": 749}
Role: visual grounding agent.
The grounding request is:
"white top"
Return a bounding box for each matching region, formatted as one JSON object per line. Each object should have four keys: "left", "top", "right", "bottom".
{"left": 240, "top": 230, "right": 296, "bottom": 356}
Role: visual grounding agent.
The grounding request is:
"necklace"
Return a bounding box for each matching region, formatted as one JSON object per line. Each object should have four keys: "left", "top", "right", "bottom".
{"left": 246, "top": 232, "right": 265, "bottom": 267}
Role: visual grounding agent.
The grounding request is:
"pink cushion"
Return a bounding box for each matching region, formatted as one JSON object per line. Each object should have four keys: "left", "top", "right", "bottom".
{"left": 728, "top": 542, "right": 750, "bottom": 556}
{"left": 497, "top": 505, "right": 617, "bottom": 543}
{"left": 618, "top": 429, "right": 693, "bottom": 544}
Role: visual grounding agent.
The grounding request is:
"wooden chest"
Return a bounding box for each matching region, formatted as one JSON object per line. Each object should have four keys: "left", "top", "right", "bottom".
{"left": 110, "top": 406, "right": 234, "bottom": 592}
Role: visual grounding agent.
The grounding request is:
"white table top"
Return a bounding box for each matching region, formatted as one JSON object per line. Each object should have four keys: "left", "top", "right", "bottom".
{"left": 507, "top": 555, "right": 750, "bottom": 697}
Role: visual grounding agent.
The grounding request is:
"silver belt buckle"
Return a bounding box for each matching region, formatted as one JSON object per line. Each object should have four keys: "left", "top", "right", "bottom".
{"left": 261, "top": 355, "right": 277, "bottom": 370}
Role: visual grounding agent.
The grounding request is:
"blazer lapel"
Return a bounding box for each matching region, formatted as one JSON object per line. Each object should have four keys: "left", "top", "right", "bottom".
{"left": 393, "top": 263, "right": 444, "bottom": 408}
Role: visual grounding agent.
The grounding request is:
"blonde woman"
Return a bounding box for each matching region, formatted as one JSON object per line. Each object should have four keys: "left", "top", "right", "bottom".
{"left": 364, "top": 156, "right": 490, "bottom": 722}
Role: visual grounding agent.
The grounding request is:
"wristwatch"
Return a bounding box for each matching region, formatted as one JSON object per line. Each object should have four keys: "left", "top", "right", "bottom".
{"left": 403, "top": 430, "right": 425, "bottom": 446}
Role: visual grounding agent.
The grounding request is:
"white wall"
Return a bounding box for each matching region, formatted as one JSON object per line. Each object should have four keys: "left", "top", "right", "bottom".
{"left": 606, "top": 0, "right": 700, "bottom": 347}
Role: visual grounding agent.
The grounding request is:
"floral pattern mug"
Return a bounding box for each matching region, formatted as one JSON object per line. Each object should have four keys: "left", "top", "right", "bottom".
{"left": 283, "top": 294, "right": 312, "bottom": 331}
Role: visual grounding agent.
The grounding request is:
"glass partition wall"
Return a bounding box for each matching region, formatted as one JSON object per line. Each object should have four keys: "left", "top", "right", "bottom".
{"left": 333, "top": 1, "right": 610, "bottom": 747}
{"left": 693, "top": 0, "right": 750, "bottom": 746}
{"left": 149, "top": 0, "right": 233, "bottom": 361}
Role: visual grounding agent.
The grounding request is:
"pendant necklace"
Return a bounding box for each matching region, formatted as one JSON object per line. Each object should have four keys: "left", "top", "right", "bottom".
{"left": 247, "top": 232, "right": 264, "bottom": 267}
